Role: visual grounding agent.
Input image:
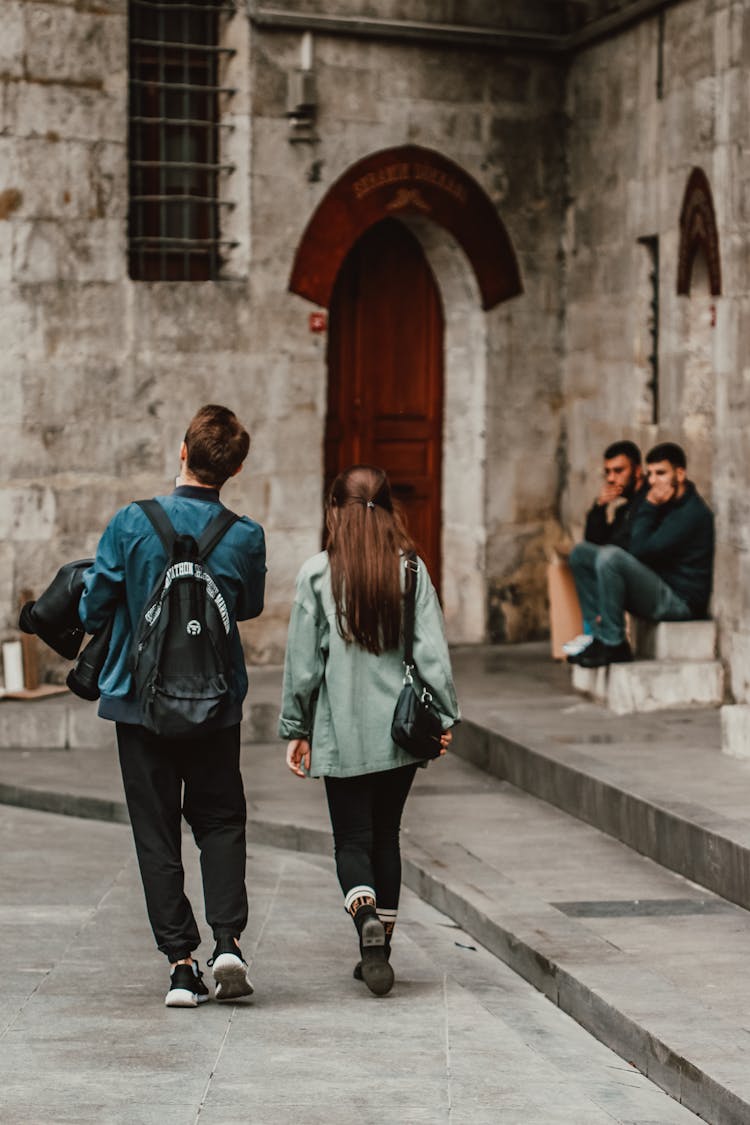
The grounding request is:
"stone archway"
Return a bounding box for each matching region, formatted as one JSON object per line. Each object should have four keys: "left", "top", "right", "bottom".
{"left": 289, "top": 144, "right": 522, "bottom": 311}
{"left": 288, "top": 146, "right": 522, "bottom": 642}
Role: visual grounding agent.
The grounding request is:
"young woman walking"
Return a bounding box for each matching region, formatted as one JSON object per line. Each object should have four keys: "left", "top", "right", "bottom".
{"left": 280, "top": 465, "right": 460, "bottom": 996}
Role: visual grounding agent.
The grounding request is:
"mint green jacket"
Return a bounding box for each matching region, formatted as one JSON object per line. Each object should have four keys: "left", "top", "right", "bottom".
{"left": 278, "top": 551, "right": 460, "bottom": 778}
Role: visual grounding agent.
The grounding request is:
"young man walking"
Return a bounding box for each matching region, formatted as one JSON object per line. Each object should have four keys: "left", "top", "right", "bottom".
{"left": 79, "top": 405, "right": 266, "bottom": 1007}
{"left": 568, "top": 442, "right": 713, "bottom": 668}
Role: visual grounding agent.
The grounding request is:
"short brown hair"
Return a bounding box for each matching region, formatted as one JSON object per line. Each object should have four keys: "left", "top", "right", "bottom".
{"left": 184, "top": 404, "right": 250, "bottom": 487}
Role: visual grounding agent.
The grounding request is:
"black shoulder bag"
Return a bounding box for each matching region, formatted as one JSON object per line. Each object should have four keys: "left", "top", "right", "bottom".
{"left": 390, "top": 553, "right": 444, "bottom": 760}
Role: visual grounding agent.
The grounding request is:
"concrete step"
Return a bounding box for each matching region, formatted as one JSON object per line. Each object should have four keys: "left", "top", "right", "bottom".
{"left": 632, "top": 618, "right": 717, "bottom": 660}
{"left": 0, "top": 666, "right": 281, "bottom": 749}
{"left": 722, "top": 703, "right": 750, "bottom": 759}
{"left": 571, "top": 657, "right": 724, "bottom": 714}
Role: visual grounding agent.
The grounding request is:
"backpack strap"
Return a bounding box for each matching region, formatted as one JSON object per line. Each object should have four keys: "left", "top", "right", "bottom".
{"left": 197, "top": 508, "right": 240, "bottom": 558}
{"left": 136, "top": 499, "right": 239, "bottom": 559}
{"left": 135, "top": 499, "right": 177, "bottom": 554}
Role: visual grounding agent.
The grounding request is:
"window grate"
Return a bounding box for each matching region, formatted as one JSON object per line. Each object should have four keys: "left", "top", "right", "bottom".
{"left": 128, "top": 0, "right": 237, "bottom": 281}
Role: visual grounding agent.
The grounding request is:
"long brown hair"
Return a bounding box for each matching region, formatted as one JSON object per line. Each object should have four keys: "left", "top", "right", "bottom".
{"left": 325, "top": 465, "right": 414, "bottom": 655}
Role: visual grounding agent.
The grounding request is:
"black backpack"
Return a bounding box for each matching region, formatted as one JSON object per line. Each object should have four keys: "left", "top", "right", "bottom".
{"left": 131, "top": 499, "right": 239, "bottom": 737}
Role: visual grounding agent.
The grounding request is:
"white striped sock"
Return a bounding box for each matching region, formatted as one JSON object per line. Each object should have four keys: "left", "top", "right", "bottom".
{"left": 344, "top": 884, "right": 376, "bottom": 913}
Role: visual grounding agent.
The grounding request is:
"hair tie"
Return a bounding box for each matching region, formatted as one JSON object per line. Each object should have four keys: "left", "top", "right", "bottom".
{"left": 366, "top": 500, "right": 375, "bottom": 509}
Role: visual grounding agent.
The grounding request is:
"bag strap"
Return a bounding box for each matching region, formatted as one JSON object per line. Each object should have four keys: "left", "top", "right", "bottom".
{"left": 136, "top": 499, "right": 177, "bottom": 555}
{"left": 136, "top": 500, "right": 239, "bottom": 559}
{"left": 197, "top": 508, "right": 239, "bottom": 558}
{"left": 402, "top": 551, "right": 419, "bottom": 673}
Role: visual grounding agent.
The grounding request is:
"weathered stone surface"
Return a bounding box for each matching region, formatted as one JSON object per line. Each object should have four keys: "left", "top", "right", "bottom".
{"left": 0, "top": 3, "right": 25, "bottom": 81}
{"left": 721, "top": 703, "right": 750, "bottom": 759}
{"left": 23, "top": 6, "right": 124, "bottom": 87}
{"left": 0, "top": 0, "right": 746, "bottom": 672}
{"left": 573, "top": 659, "right": 725, "bottom": 715}
{"left": 632, "top": 619, "right": 717, "bottom": 661}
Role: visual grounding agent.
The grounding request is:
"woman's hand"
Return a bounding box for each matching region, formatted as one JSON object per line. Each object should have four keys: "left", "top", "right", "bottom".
{"left": 439, "top": 729, "right": 453, "bottom": 757}
{"left": 286, "top": 738, "right": 311, "bottom": 778}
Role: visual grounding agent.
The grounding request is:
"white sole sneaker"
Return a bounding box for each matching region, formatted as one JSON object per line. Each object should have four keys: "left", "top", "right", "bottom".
{"left": 165, "top": 987, "right": 209, "bottom": 1008}
{"left": 212, "top": 953, "right": 254, "bottom": 1001}
{"left": 561, "top": 634, "right": 594, "bottom": 656}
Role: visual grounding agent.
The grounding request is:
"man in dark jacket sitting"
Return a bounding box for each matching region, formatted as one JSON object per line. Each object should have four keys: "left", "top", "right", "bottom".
{"left": 561, "top": 440, "right": 647, "bottom": 658}
{"left": 568, "top": 442, "right": 714, "bottom": 668}
{"left": 583, "top": 439, "right": 647, "bottom": 550}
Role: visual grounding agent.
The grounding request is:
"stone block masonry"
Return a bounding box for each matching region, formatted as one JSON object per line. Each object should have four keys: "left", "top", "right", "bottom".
{"left": 2, "top": 0, "right": 749, "bottom": 697}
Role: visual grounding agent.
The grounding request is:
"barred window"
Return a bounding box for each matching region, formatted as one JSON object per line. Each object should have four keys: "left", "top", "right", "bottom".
{"left": 128, "top": 0, "right": 237, "bottom": 281}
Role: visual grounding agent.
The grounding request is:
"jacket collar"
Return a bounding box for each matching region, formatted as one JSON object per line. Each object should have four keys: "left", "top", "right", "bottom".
{"left": 172, "top": 485, "right": 221, "bottom": 504}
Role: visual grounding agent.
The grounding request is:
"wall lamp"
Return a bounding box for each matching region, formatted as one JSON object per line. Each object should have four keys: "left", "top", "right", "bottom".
{"left": 287, "top": 32, "right": 317, "bottom": 143}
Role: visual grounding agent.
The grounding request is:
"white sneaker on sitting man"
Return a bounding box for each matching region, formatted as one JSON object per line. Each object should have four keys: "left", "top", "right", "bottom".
{"left": 561, "top": 634, "right": 594, "bottom": 657}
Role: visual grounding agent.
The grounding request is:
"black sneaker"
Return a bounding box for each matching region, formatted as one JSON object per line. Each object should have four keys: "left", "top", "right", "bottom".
{"left": 576, "top": 638, "right": 633, "bottom": 668}
{"left": 165, "top": 961, "right": 210, "bottom": 1008}
{"left": 208, "top": 935, "right": 254, "bottom": 1001}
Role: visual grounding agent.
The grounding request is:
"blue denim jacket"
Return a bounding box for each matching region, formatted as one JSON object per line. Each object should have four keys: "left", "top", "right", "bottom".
{"left": 79, "top": 486, "right": 266, "bottom": 727}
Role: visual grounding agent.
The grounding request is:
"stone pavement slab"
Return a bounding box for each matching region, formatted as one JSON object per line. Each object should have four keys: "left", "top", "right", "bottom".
{"left": 450, "top": 644, "right": 750, "bottom": 914}
{"left": 0, "top": 804, "right": 700, "bottom": 1125}
{"left": 2, "top": 646, "right": 750, "bottom": 1120}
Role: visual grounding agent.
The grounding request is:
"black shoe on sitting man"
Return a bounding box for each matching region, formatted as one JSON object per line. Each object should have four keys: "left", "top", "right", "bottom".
{"left": 569, "top": 637, "right": 633, "bottom": 668}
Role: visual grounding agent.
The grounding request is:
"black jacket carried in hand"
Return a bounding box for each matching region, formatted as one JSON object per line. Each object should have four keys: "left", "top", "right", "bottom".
{"left": 584, "top": 483, "right": 648, "bottom": 550}
{"left": 628, "top": 481, "right": 714, "bottom": 616}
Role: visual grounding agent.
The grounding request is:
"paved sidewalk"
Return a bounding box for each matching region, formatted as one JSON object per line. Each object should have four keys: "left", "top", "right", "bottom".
{"left": 2, "top": 646, "right": 750, "bottom": 1123}
{"left": 1, "top": 803, "right": 700, "bottom": 1125}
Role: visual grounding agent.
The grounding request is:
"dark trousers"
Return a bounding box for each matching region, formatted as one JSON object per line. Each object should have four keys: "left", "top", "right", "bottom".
{"left": 324, "top": 763, "right": 418, "bottom": 912}
{"left": 116, "top": 721, "right": 248, "bottom": 962}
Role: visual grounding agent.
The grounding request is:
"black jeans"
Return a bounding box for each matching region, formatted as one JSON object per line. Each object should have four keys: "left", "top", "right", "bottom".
{"left": 324, "top": 763, "right": 418, "bottom": 912}
{"left": 116, "top": 721, "right": 248, "bottom": 962}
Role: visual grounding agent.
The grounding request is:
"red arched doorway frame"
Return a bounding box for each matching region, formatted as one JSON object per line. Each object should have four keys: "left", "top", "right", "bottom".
{"left": 289, "top": 145, "right": 522, "bottom": 310}
{"left": 676, "top": 167, "right": 722, "bottom": 296}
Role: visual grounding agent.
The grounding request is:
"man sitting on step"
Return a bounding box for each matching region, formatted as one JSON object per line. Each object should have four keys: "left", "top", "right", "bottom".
{"left": 567, "top": 442, "right": 714, "bottom": 669}
{"left": 582, "top": 439, "right": 647, "bottom": 549}
{"left": 562, "top": 439, "right": 647, "bottom": 658}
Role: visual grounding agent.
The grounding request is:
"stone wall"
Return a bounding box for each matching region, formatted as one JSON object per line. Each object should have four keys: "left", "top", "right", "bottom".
{"left": 249, "top": 29, "right": 567, "bottom": 647}
{"left": 561, "top": 0, "right": 750, "bottom": 698}
{"left": 6, "top": 0, "right": 749, "bottom": 683}
{"left": 0, "top": 0, "right": 566, "bottom": 674}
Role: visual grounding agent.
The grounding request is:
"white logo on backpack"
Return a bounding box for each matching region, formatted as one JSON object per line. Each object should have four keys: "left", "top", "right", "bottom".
{"left": 186, "top": 620, "right": 202, "bottom": 636}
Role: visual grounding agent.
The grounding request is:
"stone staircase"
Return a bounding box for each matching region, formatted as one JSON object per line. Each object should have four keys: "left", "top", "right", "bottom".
{"left": 570, "top": 619, "right": 724, "bottom": 714}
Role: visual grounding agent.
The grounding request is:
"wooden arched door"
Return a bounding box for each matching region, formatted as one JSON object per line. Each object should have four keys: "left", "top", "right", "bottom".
{"left": 325, "top": 219, "right": 444, "bottom": 589}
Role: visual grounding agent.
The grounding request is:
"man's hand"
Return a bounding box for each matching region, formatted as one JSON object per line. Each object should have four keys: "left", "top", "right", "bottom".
{"left": 286, "top": 738, "right": 311, "bottom": 778}
{"left": 596, "top": 482, "right": 623, "bottom": 506}
{"left": 647, "top": 476, "right": 677, "bottom": 506}
{"left": 439, "top": 729, "right": 453, "bottom": 757}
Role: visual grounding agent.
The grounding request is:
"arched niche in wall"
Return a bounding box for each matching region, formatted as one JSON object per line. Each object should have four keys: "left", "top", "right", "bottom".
{"left": 289, "top": 144, "right": 522, "bottom": 311}
{"left": 676, "top": 167, "right": 721, "bottom": 297}
{"left": 676, "top": 167, "right": 720, "bottom": 498}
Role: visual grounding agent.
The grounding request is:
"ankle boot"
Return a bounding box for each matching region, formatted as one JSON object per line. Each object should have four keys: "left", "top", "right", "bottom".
{"left": 353, "top": 916, "right": 394, "bottom": 980}
{"left": 353, "top": 942, "right": 391, "bottom": 982}
{"left": 353, "top": 906, "right": 393, "bottom": 997}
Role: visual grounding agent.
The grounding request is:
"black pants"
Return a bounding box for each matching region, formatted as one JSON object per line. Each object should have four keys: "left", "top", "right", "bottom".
{"left": 324, "top": 763, "right": 418, "bottom": 912}
{"left": 116, "top": 721, "right": 248, "bottom": 962}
